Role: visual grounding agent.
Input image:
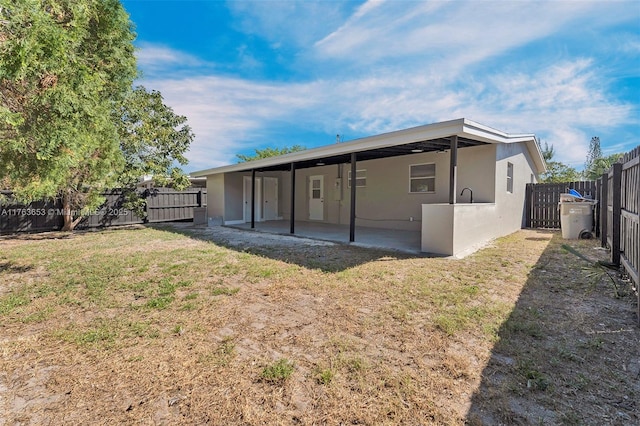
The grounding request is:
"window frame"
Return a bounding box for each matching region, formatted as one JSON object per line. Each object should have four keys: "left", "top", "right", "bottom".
{"left": 409, "top": 163, "right": 436, "bottom": 194}
{"left": 348, "top": 169, "right": 367, "bottom": 188}
{"left": 507, "top": 162, "right": 514, "bottom": 193}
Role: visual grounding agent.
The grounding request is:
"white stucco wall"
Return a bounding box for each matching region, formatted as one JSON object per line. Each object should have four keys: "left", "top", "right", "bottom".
{"left": 421, "top": 141, "right": 538, "bottom": 256}
{"left": 495, "top": 142, "right": 538, "bottom": 229}
{"left": 422, "top": 203, "right": 498, "bottom": 257}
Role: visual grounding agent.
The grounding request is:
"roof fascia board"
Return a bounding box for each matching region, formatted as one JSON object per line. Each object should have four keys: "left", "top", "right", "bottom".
{"left": 191, "top": 118, "right": 542, "bottom": 176}
{"left": 461, "top": 119, "right": 535, "bottom": 144}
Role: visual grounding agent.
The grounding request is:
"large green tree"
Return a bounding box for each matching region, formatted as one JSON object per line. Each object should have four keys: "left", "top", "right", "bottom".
{"left": 538, "top": 141, "right": 581, "bottom": 183}
{"left": 583, "top": 137, "right": 622, "bottom": 180}
{"left": 117, "top": 85, "right": 193, "bottom": 215}
{"left": 0, "top": 0, "right": 137, "bottom": 230}
{"left": 236, "top": 145, "right": 306, "bottom": 162}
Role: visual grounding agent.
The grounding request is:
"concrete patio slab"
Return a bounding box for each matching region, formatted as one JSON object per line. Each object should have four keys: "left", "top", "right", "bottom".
{"left": 228, "top": 220, "right": 422, "bottom": 254}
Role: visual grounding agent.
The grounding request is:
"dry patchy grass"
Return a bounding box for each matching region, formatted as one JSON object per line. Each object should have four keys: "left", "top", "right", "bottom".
{"left": 0, "top": 225, "right": 637, "bottom": 425}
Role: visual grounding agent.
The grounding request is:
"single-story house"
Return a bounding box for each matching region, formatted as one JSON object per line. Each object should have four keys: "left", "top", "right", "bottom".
{"left": 191, "top": 118, "right": 546, "bottom": 257}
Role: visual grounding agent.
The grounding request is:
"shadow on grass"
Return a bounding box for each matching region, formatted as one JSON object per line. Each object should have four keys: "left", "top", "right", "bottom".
{"left": 0, "top": 224, "right": 149, "bottom": 242}
{"left": 151, "top": 223, "right": 416, "bottom": 273}
{"left": 0, "top": 260, "right": 34, "bottom": 273}
{"left": 466, "top": 231, "right": 640, "bottom": 425}
{"left": 0, "top": 231, "right": 75, "bottom": 241}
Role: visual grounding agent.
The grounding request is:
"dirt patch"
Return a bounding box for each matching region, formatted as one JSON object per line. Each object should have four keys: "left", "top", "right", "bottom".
{"left": 0, "top": 225, "right": 638, "bottom": 424}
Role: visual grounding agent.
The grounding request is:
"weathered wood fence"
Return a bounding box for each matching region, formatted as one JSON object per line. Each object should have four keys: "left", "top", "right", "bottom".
{"left": 0, "top": 187, "right": 206, "bottom": 234}
{"left": 600, "top": 147, "right": 639, "bottom": 322}
{"left": 525, "top": 181, "right": 598, "bottom": 229}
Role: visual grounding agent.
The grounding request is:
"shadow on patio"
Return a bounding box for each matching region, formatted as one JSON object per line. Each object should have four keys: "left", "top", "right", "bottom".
{"left": 466, "top": 232, "right": 640, "bottom": 424}
{"left": 152, "top": 221, "right": 420, "bottom": 273}
{"left": 231, "top": 220, "right": 423, "bottom": 253}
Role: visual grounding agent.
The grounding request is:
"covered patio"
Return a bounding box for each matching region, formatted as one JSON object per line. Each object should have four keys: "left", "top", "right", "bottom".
{"left": 193, "top": 119, "right": 545, "bottom": 257}
{"left": 229, "top": 220, "right": 424, "bottom": 254}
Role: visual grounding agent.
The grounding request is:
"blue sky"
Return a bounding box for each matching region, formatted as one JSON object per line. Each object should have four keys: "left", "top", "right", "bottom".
{"left": 121, "top": 0, "right": 640, "bottom": 173}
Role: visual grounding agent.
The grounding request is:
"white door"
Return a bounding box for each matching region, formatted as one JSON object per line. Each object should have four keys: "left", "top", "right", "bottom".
{"left": 309, "top": 175, "right": 324, "bottom": 221}
{"left": 243, "top": 176, "right": 261, "bottom": 223}
{"left": 263, "top": 177, "right": 278, "bottom": 220}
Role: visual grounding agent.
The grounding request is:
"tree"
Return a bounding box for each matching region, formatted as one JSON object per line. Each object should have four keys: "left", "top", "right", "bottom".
{"left": 117, "top": 86, "right": 194, "bottom": 215}
{"left": 540, "top": 140, "right": 554, "bottom": 162}
{"left": 0, "top": 0, "right": 137, "bottom": 230}
{"left": 584, "top": 136, "right": 602, "bottom": 177}
{"left": 583, "top": 137, "right": 623, "bottom": 180}
{"left": 236, "top": 145, "right": 306, "bottom": 162}
{"left": 583, "top": 137, "right": 622, "bottom": 180}
{"left": 540, "top": 161, "right": 582, "bottom": 183}
{"left": 537, "top": 141, "right": 581, "bottom": 183}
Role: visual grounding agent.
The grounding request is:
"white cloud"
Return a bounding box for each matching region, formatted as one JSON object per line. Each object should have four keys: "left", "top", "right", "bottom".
{"left": 226, "top": 0, "right": 355, "bottom": 48}
{"left": 134, "top": 1, "right": 638, "bottom": 172}
{"left": 136, "top": 43, "right": 206, "bottom": 69}
{"left": 143, "top": 76, "right": 329, "bottom": 171}
{"left": 315, "top": 0, "right": 634, "bottom": 73}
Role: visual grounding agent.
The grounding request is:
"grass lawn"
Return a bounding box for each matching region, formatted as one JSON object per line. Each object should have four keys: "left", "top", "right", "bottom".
{"left": 0, "top": 225, "right": 638, "bottom": 424}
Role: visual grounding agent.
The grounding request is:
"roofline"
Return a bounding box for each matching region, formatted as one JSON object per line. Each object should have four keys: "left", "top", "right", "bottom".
{"left": 192, "top": 118, "right": 545, "bottom": 176}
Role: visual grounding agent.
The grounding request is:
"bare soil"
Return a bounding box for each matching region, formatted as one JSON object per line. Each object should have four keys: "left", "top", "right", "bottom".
{"left": 0, "top": 224, "right": 638, "bottom": 425}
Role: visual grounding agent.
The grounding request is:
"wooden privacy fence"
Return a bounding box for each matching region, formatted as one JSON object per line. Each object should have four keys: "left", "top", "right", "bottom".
{"left": 600, "top": 147, "right": 639, "bottom": 322}
{"left": 525, "top": 181, "right": 598, "bottom": 230}
{"left": 0, "top": 187, "right": 206, "bottom": 234}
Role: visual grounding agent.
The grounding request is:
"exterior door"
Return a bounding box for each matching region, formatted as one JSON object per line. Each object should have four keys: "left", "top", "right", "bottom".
{"left": 243, "top": 176, "right": 261, "bottom": 223}
{"left": 263, "top": 177, "right": 278, "bottom": 220}
{"left": 309, "top": 175, "right": 324, "bottom": 221}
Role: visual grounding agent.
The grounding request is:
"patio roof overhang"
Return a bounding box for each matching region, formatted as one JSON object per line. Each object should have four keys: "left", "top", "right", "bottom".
{"left": 253, "top": 136, "right": 485, "bottom": 172}
{"left": 191, "top": 118, "right": 546, "bottom": 176}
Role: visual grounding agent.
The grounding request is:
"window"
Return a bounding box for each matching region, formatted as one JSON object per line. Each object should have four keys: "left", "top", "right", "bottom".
{"left": 409, "top": 163, "right": 436, "bottom": 193}
{"left": 507, "top": 162, "right": 514, "bottom": 193}
{"left": 348, "top": 169, "right": 367, "bottom": 188}
{"left": 311, "top": 179, "right": 321, "bottom": 199}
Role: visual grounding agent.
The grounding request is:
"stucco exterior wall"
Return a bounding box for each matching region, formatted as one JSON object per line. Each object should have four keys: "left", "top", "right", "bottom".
{"left": 206, "top": 174, "right": 225, "bottom": 224}
{"left": 421, "top": 142, "right": 539, "bottom": 256}
{"left": 495, "top": 142, "right": 538, "bottom": 229}
{"left": 422, "top": 203, "right": 498, "bottom": 257}
{"left": 224, "top": 172, "right": 244, "bottom": 222}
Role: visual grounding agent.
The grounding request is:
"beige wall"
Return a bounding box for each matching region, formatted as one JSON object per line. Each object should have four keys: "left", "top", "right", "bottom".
{"left": 224, "top": 172, "right": 244, "bottom": 221}
{"left": 206, "top": 174, "right": 225, "bottom": 224}
{"left": 421, "top": 142, "right": 538, "bottom": 256}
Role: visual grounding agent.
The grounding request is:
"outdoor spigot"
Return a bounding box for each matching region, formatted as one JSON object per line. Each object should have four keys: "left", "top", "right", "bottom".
{"left": 460, "top": 187, "right": 473, "bottom": 203}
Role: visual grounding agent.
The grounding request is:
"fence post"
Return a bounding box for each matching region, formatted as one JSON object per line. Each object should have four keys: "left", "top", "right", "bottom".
{"left": 143, "top": 190, "right": 150, "bottom": 223}
{"left": 600, "top": 173, "right": 608, "bottom": 247}
{"left": 611, "top": 163, "right": 622, "bottom": 266}
{"left": 594, "top": 178, "right": 601, "bottom": 237}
